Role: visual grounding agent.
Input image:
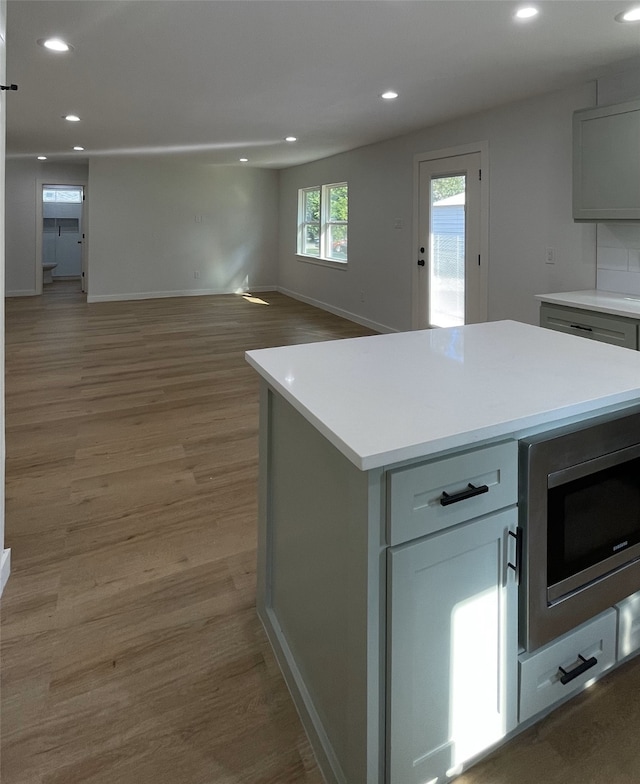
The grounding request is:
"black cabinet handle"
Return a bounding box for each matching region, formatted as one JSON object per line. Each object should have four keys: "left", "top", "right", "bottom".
{"left": 558, "top": 654, "right": 597, "bottom": 685}
{"left": 440, "top": 482, "right": 489, "bottom": 506}
{"left": 507, "top": 528, "right": 523, "bottom": 584}
{"left": 570, "top": 323, "right": 593, "bottom": 332}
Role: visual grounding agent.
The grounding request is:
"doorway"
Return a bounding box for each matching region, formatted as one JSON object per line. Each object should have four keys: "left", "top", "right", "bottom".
{"left": 36, "top": 181, "right": 88, "bottom": 296}
{"left": 412, "top": 144, "right": 488, "bottom": 329}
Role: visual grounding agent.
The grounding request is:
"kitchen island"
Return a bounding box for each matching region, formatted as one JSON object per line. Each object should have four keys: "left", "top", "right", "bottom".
{"left": 245, "top": 320, "right": 640, "bottom": 784}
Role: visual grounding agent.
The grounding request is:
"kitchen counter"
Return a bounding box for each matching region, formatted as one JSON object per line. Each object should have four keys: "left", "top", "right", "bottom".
{"left": 536, "top": 289, "right": 640, "bottom": 319}
{"left": 247, "top": 320, "right": 640, "bottom": 784}
{"left": 246, "top": 319, "right": 640, "bottom": 470}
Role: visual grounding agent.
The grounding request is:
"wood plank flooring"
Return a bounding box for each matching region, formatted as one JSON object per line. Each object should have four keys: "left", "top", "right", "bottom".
{"left": 1, "top": 283, "right": 376, "bottom": 784}
{"left": 2, "top": 281, "right": 640, "bottom": 784}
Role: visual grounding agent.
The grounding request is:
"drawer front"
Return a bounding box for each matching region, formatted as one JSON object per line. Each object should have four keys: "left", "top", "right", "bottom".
{"left": 387, "top": 441, "right": 517, "bottom": 546}
{"left": 519, "top": 609, "right": 617, "bottom": 724}
{"left": 616, "top": 590, "right": 640, "bottom": 660}
{"left": 540, "top": 303, "right": 638, "bottom": 350}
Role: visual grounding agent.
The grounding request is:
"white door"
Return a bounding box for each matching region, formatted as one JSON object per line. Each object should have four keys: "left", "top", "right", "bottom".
{"left": 414, "top": 149, "right": 487, "bottom": 329}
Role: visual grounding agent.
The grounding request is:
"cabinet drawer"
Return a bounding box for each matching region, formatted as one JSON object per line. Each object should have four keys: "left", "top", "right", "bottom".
{"left": 519, "top": 609, "right": 617, "bottom": 723}
{"left": 616, "top": 590, "right": 640, "bottom": 660}
{"left": 540, "top": 303, "right": 638, "bottom": 350}
{"left": 387, "top": 441, "right": 517, "bottom": 546}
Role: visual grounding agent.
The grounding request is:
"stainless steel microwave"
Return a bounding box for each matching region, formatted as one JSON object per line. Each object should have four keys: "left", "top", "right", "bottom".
{"left": 519, "top": 407, "right": 640, "bottom": 652}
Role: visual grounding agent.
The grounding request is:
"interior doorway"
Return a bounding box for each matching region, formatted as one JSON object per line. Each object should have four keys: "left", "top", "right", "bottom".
{"left": 36, "top": 181, "right": 88, "bottom": 296}
{"left": 412, "top": 143, "right": 488, "bottom": 329}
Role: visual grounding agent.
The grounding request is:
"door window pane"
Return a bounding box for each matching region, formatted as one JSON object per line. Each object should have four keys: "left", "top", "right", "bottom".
{"left": 43, "top": 187, "right": 83, "bottom": 203}
{"left": 430, "top": 176, "right": 465, "bottom": 328}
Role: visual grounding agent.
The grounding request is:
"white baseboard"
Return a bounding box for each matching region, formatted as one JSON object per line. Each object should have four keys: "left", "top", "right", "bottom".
{"left": 87, "top": 285, "right": 277, "bottom": 304}
{"left": 1, "top": 549, "right": 11, "bottom": 596}
{"left": 277, "top": 287, "right": 397, "bottom": 334}
{"left": 6, "top": 290, "right": 37, "bottom": 297}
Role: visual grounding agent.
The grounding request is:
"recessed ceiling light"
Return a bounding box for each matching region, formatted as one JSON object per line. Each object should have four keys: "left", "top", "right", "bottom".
{"left": 37, "top": 156, "right": 47, "bottom": 160}
{"left": 615, "top": 6, "right": 640, "bottom": 21}
{"left": 73, "top": 146, "right": 85, "bottom": 151}
{"left": 37, "top": 37, "right": 73, "bottom": 52}
{"left": 285, "top": 136, "right": 297, "bottom": 142}
{"left": 515, "top": 6, "right": 539, "bottom": 19}
{"left": 64, "top": 114, "right": 80, "bottom": 122}
{"left": 381, "top": 91, "right": 399, "bottom": 100}
{"left": 239, "top": 157, "right": 249, "bottom": 162}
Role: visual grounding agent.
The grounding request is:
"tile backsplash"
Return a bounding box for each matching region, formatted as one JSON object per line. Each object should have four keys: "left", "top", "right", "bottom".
{"left": 597, "top": 223, "right": 640, "bottom": 296}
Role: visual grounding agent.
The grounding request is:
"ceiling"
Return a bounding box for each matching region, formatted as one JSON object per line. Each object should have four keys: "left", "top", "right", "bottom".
{"left": 5, "top": 0, "right": 640, "bottom": 168}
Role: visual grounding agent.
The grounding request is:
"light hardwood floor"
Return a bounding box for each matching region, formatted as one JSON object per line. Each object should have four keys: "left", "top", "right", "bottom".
{"left": 2, "top": 282, "right": 640, "bottom": 784}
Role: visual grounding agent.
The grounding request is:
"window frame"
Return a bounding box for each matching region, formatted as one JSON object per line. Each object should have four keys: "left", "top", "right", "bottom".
{"left": 297, "top": 181, "right": 348, "bottom": 265}
{"left": 298, "top": 186, "right": 321, "bottom": 259}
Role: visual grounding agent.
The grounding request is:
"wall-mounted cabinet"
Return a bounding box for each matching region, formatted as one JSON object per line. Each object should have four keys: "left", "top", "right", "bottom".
{"left": 573, "top": 99, "right": 640, "bottom": 221}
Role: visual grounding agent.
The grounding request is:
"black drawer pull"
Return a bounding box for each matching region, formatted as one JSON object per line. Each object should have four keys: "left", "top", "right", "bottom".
{"left": 440, "top": 482, "right": 489, "bottom": 507}
{"left": 558, "top": 654, "right": 597, "bottom": 685}
{"left": 570, "top": 323, "right": 593, "bottom": 332}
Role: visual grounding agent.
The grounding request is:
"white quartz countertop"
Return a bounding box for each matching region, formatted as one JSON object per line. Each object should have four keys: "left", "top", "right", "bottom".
{"left": 245, "top": 320, "right": 640, "bottom": 471}
{"left": 536, "top": 290, "right": 640, "bottom": 319}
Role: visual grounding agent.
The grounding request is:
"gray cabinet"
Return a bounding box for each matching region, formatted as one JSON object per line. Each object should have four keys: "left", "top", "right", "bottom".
{"left": 387, "top": 508, "right": 518, "bottom": 784}
{"left": 573, "top": 99, "right": 640, "bottom": 221}
{"left": 540, "top": 302, "right": 639, "bottom": 350}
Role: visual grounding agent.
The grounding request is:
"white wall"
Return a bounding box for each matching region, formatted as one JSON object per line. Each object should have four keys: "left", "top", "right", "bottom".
{"left": 596, "top": 62, "right": 640, "bottom": 106}
{"left": 87, "top": 158, "right": 278, "bottom": 302}
{"left": 5, "top": 159, "right": 88, "bottom": 295}
{"left": 0, "top": 0, "right": 9, "bottom": 593}
{"left": 278, "top": 82, "right": 599, "bottom": 332}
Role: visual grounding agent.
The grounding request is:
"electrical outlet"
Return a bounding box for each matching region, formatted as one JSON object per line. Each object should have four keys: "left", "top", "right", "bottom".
{"left": 545, "top": 247, "right": 555, "bottom": 265}
{"left": 360, "top": 290, "right": 365, "bottom": 303}
{"left": 194, "top": 270, "right": 200, "bottom": 279}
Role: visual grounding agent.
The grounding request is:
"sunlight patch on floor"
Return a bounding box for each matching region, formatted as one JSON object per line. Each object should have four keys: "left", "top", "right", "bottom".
{"left": 242, "top": 293, "right": 270, "bottom": 305}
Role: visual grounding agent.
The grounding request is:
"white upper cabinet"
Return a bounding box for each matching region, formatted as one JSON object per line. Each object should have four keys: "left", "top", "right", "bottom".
{"left": 573, "top": 99, "right": 640, "bottom": 221}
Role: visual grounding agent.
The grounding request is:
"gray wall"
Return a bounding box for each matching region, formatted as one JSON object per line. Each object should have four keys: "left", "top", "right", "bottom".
{"left": 278, "top": 82, "right": 599, "bottom": 332}
{"left": 87, "top": 158, "right": 278, "bottom": 302}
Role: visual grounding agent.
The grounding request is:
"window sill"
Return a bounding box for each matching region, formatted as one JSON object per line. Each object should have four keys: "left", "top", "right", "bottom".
{"left": 296, "top": 254, "right": 348, "bottom": 270}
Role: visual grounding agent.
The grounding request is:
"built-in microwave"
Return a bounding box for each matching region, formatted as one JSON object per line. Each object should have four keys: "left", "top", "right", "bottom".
{"left": 519, "top": 406, "right": 640, "bottom": 652}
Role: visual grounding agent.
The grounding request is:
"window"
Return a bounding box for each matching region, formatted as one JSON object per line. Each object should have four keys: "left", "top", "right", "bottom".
{"left": 42, "top": 186, "right": 83, "bottom": 203}
{"left": 300, "top": 187, "right": 320, "bottom": 257}
{"left": 298, "top": 182, "right": 348, "bottom": 262}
